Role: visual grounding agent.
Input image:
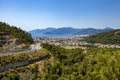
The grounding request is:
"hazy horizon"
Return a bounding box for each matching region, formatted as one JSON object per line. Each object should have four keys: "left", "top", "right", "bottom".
{"left": 0, "top": 0, "right": 120, "bottom": 31}
{"left": 28, "top": 26, "right": 114, "bottom": 31}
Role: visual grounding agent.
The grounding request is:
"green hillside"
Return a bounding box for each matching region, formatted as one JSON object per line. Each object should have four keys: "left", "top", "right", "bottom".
{"left": 0, "top": 44, "right": 120, "bottom": 80}
{"left": 39, "top": 43, "right": 120, "bottom": 80}
{"left": 0, "top": 22, "right": 34, "bottom": 49}
{"left": 85, "top": 29, "right": 120, "bottom": 44}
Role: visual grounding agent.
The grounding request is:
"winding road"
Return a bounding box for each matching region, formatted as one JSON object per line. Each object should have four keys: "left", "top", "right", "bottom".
{"left": 0, "top": 43, "right": 50, "bottom": 72}
{"left": 0, "top": 43, "right": 41, "bottom": 55}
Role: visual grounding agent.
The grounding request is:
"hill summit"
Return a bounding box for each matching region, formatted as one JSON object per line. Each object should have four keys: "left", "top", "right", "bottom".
{"left": 85, "top": 29, "right": 120, "bottom": 44}
{"left": 0, "top": 22, "right": 34, "bottom": 50}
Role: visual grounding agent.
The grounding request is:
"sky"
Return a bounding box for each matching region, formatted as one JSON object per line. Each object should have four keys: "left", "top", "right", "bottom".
{"left": 0, "top": 0, "right": 120, "bottom": 31}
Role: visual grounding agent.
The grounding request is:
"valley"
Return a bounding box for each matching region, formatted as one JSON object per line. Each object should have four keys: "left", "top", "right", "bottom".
{"left": 1, "top": 0, "right": 120, "bottom": 79}
{"left": 0, "top": 22, "right": 120, "bottom": 80}
{"left": 34, "top": 34, "right": 120, "bottom": 49}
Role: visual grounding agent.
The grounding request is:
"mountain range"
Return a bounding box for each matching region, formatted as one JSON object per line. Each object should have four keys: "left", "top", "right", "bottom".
{"left": 29, "top": 27, "right": 113, "bottom": 37}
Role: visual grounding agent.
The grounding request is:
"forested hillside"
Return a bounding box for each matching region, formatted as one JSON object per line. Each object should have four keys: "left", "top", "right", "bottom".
{"left": 0, "top": 22, "right": 34, "bottom": 46}
{"left": 0, "top": 44, "right": 120, "bottom": 80}
{"left": 85, "top": 29, "right": 120, "bottom": 44}
{"left": 0, "top": 50, "right": 48, "bottom": 80}
{"left": 38, "top": 43, "right": 120, "bottom": 80}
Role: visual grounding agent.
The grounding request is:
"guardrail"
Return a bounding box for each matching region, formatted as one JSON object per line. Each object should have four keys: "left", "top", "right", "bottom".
{"left": 0, "top": 54, "right": 50, "bottom": 72}
{"left": 0, "top": 49, "right": 31, "bottom": 54}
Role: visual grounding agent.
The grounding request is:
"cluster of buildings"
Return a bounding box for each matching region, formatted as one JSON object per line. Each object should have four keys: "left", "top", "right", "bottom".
{"left": 34, "top": 36, "right": 120, "bottom": 49}
{"left": 93, "top": 43, "right": 120, "bottom": 48}
{"left": 34, "top": 36, "right": 89, "bottom": 47}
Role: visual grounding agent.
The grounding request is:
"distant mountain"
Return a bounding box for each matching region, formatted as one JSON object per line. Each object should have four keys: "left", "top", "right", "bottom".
{"left": 85, "top": 29, "right": 120, "bottom": 44}
{"left": 29, "top": 27, "right": 113, "bottom": 37}
{"left": 44, "top": 27, "right": 79, "bottom": 35}
{"left": 76, "top": 27, "right": 113, "bottom": 35}
{"left": 29, "top": 28, "right": 56, "bottom": 37}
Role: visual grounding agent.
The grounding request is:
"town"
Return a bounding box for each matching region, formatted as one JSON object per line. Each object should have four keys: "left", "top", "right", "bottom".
{"left": 34, "top": 36, "right": 120, "bottom": 48}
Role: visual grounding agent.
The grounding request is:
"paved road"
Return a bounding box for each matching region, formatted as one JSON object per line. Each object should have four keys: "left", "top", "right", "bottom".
{"left": 31, "top": 43, "right": 41, "bottom": 51}
{"left": 0, "top": 49, "right": 31, "bottom": 54}
{"left": 0, "top": 43, "right": 41, "bottom": 55}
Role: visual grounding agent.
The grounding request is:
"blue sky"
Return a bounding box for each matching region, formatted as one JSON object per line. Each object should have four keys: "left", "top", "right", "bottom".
{"left": 0, "top": 0, "right": 120, "bottom": 31}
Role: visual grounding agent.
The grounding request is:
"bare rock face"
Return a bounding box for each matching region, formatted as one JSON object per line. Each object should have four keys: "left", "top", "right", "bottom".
{"left": 31, "top": 43, "right": 41, "bottom": 51}
{"left": 0, "top": 22, "right": 34, "bottom": 51}
{"left": 0, "top": 32, "right": 10, "bottom": 50}
{"left": 0, "top": 34, "right": 27, "bottom": 51}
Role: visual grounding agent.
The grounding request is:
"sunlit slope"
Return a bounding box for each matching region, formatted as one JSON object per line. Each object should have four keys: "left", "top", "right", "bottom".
{"left": 85, "top": 29, "right": 120, "bottom": 44}
{"left": 0, "top": 22, "right": 34, "bottom": 50}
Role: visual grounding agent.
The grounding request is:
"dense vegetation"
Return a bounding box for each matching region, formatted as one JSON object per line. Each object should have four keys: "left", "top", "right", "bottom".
{"left": 0, "top": 62, "right": 40, "bottom": 80}
{"left": 0, "top": 22, "right": 34, "bottom": 44}
{"left": 0, "top": 44, "right": 120, "bottom": 80}
{"left": 0, "top": 50, "right": 46, "bottom": 66}
{"left": 85, "top": 29, "right": 120, "bottom": 44}
{"left": 0, "top": 49, "right": 47, "bottom": 80}
{"left": 38, "top": 43, "right": 120, "bottom": 80}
